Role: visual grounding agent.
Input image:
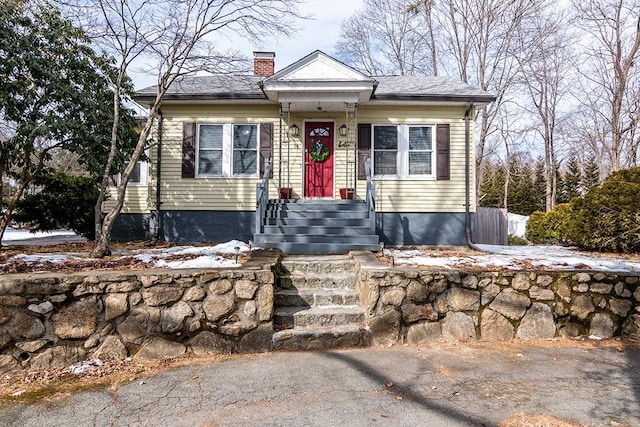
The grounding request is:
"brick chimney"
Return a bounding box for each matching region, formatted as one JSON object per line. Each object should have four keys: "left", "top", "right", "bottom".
{"left": 253, "top": 51, "right": 275, "bottom": 77}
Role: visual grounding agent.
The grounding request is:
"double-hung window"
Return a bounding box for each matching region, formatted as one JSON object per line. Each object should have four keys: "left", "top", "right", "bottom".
{"left": 372, "top": 124, "right": 435, "bottom": 178}
{"left": 197, "top": 123, "right": 258, "bottom": 177}
{"left": 373, "top": 126, "right": 398, "bottom": 175}
{"left": 232, "top": 124, "right": 257, "bottom": 175}
{"left": 408, "top": 126, "right": 433, "bottom": 176}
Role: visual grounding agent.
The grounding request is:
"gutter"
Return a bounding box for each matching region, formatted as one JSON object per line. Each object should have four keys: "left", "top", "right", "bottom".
{"left": 464, "top": 102, "right": 482, "bottom": 252}
{"left": 150, "top": 109, "right": 163, "bottom": 245}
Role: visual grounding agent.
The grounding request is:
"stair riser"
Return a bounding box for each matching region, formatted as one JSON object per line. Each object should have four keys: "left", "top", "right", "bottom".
{"left": 274, "top": 292, "right": 360, "bottom": 307}
{"left": 272, "top": 328, "right": 372, "bottom": 351}
{"left": 266, "top": 211, "right": 368, "bottom": 219}
{"left": 280, "top": 260, "right": 354, "bottom": 274}
{"left": 263, "top": 226, "right": 373, "bottom": 235}
{"left": 267, "top": 203, "right": 368, "bottom": 212}
{"left": 257, "top": 242, "right": 380, "bottom": 254}
{"left": 265, "top": 218, "right": 370, "bottom": 227}
{"left": 278, "top": 276, "right": 355, "bottom": 290}
{"left": 255, "top": 234, "right": 379, "bottom": 244}
{"left": 275, "top": 310, "right": 366, "bottom": 328}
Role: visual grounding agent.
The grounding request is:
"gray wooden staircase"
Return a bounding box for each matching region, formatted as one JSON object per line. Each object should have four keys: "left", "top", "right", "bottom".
{"left": 253, "top": 199, "right": 380, "bottom": 255}
{"left": 272, "top": 255, "right": 371, "bottom": 351}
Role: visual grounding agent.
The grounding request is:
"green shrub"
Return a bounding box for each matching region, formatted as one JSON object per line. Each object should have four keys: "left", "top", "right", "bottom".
{"left": 13, "top": 171, "right": 100, "bottom": 239}
{"left": 507, "top": 235, "right": 528, "bottom": 246}
{"left": 525, "top": 203, "right": 573, "bottom": 245}
{"left": 567, "top": 167, "right": 640, "bottom": 252}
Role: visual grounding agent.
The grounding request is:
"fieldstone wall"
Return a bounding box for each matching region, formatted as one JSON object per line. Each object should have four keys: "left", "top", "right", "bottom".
{"left": 352, "top": 252, "right": 640, "bottom": 345}
{"left": 0, "top": 252, "right": 278, "bottom": 373}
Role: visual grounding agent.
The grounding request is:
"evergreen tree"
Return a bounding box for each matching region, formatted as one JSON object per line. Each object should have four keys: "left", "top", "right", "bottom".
{"left": 508, "top": 156, "right": 538, "bottom": 215}
{"left": 563, "top": 154, "right": 583, "bottom": 200}
{"left": 583, "top": 155, "right": 600, "bottom": 190}
{"left": 478, "top": 161, "right": 506, "bottom": 208}
{"left": 533, "top": 157, "right": 546, "bottom": 212}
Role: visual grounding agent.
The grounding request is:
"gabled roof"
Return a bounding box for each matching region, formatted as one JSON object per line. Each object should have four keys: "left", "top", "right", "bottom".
{"left": 263, "top": 50, "right": 374, "bottom": 83}
{"left": 134, "top": 51, "right": 495, "bottom": 106}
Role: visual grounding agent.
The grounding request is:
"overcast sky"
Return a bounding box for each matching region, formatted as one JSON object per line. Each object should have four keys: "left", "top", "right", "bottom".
{"left": 132, "top": 0, "right": 364, "bottom": 90}
{"left": 263, "top": 0, "right": 364, "bottom": 71}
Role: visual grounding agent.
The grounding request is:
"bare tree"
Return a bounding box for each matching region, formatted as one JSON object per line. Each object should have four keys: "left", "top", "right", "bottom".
{"left": 572, "top": 0, "right": 640, "bottom": 174}
{"left": 420, "top": 0, "right": 546, "bottom": 192}
{"left": 60, "top": 0, "right": 304, "bottom": 257}
{"left": 336, "top": 0, "right": 431, "bottom": 75}
{"left": 513, "top": 8, "right": 573, "bottom": 211}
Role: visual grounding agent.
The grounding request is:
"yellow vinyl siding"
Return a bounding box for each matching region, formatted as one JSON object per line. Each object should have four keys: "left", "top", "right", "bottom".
{"left": 104, "top": 186, "right": 149, "bottom": 214}
{"left": 159, "top": 105, "right": 281, "bottom": 210}
{"left": 357, "top": 105, "right": 475, "bottom": 213}
{"left": 119, "top": 103, "right": 475, "bottom": 213}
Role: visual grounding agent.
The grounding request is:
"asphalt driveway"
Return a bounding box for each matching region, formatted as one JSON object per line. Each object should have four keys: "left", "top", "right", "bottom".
{"left": 0, "top": 341, "right": 638, "bottom": 426}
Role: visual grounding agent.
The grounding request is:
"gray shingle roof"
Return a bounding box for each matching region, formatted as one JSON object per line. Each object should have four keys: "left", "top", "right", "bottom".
{"left": 134, "top": 74, "right": 494, "bottom": 103}
{"left": 373, "top": 76, "right": 492, "bottom": 100}
{"left": 135, "top": 75, "right": 266, "bottom": 101}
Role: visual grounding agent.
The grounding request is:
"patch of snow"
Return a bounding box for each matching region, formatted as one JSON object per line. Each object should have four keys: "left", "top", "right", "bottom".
{"left": 68, "top": 359, "right": 103, "bottom": 375}
{"left": 210, "top": 240, "right": 251, "bottom": 255}
{"left": 507, "top": 213, "right": 529, "bottom": 238}
{"left": 155, "top": 255, "right": 239, "bottom": 269}
{"left": 9, "top": 254, "right": 79, "bottom": 263}
{"left": 1, "top": 227, "right": 76, "bottom": 242}
{"left": 391, "top": 244, "right": 640, "bottom": 273}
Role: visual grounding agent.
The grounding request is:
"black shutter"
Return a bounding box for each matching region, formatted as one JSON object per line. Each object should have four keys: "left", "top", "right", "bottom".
{"left": 436, "top": 123, "right": 450, "bottom": 180}
{"left": 357, "top": 123, "right": 372, "bottom": 180}
{"left": 182, "top": 122, "right": 196, "bottom": 178}
{"left": 260, "top": 122, "right": 274, "bottom": 178}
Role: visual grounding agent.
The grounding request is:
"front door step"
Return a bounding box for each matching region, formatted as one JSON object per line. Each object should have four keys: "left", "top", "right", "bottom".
{"left": 272, "top": 255, "right": 371, "bottom": 351}
{"left": 272, "top": 325, "right": 372, "bottom": 351}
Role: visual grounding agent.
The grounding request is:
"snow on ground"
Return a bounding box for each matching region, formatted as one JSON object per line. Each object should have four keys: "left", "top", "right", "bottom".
{"left": 1, "top": 227, "right": 77, "bottom": 242}
{"left": 387, "top": 244, "right": 640, "bottom": 273}
{"left": 508, "top": 213, "right": 529, "bottom": 238}
{"left": 122, "top": 240, "right": 251, "bottom": 268}
{"left": 2, "top": 227, "right": 639, "bottom": 272}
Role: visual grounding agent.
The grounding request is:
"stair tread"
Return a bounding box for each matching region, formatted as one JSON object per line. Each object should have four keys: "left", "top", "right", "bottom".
{"left": 275, "top": 288, "right": 358, "bottom": 295}
{"left": 272, "top": 324, "right": 372, "bottom": 350}
{"left": 275, "top": 305, "right": 365, "bottom": 315}
{"left": 273, "top": 324, "right": 370, "bottom": 337}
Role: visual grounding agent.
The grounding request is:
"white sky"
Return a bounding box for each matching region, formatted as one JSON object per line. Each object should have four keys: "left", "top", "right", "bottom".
{"left": 131, "top": 0, "right": 364, "bottom": 90}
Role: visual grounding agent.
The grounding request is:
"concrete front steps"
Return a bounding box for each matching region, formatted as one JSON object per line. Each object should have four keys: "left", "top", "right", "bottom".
{"left": 254, "top": 199, "right": 380, "bottom": 255}
{"left": 272, "top": 255, "right": 371, "bottom": 351}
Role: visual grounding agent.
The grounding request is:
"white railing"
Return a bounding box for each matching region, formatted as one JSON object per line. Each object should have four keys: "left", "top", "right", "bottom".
{"left": 255, "top": 159, "right": 271, "bottom": 234}
{"left": 365, "top": 158, "right": 376, "bottom": 234}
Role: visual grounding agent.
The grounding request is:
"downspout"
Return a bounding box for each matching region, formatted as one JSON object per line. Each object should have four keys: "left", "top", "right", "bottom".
{"left": 464, "top": 102, "right": 482, "bottom": 251}
{"left": 151, "top": 109, "right": 163, "bottom": 245}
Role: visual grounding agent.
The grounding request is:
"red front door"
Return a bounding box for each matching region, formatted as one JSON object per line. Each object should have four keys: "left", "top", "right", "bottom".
{"left": 304, "top": 122, "right": 334, "bottom": 197}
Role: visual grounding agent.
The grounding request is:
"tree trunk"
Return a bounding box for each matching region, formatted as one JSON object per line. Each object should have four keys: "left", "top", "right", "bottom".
{"left": 91, "top": 104, "right": 158, "bottom": 258}
{"left": 94, "top": 77, "right": 123, "bottom": 241}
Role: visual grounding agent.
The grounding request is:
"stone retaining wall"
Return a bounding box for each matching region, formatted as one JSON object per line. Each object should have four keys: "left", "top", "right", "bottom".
{"left": 0, "top": 252, "right": 277, "bottom": 373}
{"left": 352, "top": 252, "right": 640, "bottom": 345}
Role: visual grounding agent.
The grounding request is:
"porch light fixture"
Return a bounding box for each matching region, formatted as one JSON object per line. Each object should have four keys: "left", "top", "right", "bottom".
{"left": 339, "top": 124, "right": 348, "bottom": 137}
{"left": 289, "top": 123, "right": 299, "bottom": 137}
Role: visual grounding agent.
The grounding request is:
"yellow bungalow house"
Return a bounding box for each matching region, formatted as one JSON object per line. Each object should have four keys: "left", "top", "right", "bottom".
{"left": 115, "top": 50, "right": 495, "bottom": 254}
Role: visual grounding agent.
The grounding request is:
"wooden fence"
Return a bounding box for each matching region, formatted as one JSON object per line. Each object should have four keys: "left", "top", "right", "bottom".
{"left": 474, "top": 207, "right": 508, "bottom": 245}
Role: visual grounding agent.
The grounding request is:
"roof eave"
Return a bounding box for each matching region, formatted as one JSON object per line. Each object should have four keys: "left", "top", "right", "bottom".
{"left": 371, "top": 94, "right": 496, "bottom": 105}
{"left": 133, "top": 93, "right": 268, "bottom": 104}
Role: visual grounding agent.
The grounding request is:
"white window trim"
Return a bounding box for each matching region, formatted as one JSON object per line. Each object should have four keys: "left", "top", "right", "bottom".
{"left": 372, "top": 124, "right": 436, "bottom": 180}
{"left": 111, "top": 156, "right": 149, "bottom": 187}
{"left": 196, "top": 123, "right": 259, "bottom": 178}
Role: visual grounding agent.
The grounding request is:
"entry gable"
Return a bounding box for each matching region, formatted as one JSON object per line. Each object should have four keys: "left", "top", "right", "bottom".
{"left": 261, "top": 50, "right": 376, "bottom": 106}
{"left": 266, "top": 50, "right": 372, "bottom": 82}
